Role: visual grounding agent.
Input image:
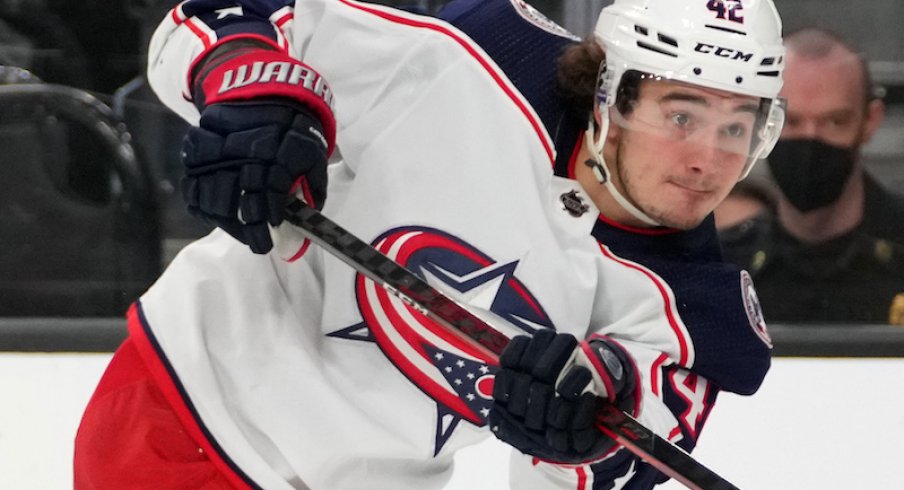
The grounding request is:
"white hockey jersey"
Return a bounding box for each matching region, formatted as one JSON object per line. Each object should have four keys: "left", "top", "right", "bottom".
{"left": 141, "top": 1, "right": 772, "bottom": 489}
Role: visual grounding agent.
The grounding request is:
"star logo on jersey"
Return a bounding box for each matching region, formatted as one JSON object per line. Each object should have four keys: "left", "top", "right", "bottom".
{"left": 328, "top": 226, "right": 554, "bottom": 455}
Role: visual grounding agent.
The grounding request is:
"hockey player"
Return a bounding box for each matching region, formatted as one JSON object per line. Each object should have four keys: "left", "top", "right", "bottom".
{"left": 74, "top": 0, "right": 784, "bottom": 488}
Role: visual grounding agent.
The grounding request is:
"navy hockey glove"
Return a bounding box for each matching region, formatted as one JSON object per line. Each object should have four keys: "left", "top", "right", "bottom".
{"left": 489, "top": 329, "right": 638, "bottom": 464}
{"left": 181, "top": 39, "right": 336, "bottom": 254}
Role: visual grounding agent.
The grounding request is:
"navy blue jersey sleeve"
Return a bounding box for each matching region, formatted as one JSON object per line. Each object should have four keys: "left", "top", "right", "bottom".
{"left": 438, "top": 0, "right": 585, "bottom": 170}
{"left": 579, "top": 217, "right": 770, "bottom": 487}
{"left": 179, "top": 0, "right": 294, "bottom": 44}
{"left": 592, "top": 216, "right": 773, "bottom": 396}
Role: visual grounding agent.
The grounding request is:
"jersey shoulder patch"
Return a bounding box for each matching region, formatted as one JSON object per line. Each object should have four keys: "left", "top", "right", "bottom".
{"left": 508, "top": 0, "right": 579, "bottom": 40}
{"left": 741, "top": 270, "right": 772, "bottom": 348}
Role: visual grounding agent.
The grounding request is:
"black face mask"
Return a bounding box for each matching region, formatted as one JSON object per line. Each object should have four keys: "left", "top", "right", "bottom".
{"left": 766, "top": 138, "right": 857, "bottom": 212}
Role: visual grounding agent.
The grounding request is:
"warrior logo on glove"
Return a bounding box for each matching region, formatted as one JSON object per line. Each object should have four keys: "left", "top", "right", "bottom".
{"left": 218, "top": 61, "right": 334, "bottom": 106}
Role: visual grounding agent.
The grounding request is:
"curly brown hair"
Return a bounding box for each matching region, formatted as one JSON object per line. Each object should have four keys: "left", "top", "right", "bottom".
{"left": 555, "top": 37, "right": 603, "bottom": 120}
{"left": 556, "top": 37, "right": 644, "bottom": 123}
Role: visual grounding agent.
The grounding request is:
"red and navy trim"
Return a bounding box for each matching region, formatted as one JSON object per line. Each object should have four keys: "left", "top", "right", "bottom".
{"left": 126, "top": 302, "right": 260, "bottom": 490}
{"left": 336, "top": 0, "right": 555, "bottom": 164}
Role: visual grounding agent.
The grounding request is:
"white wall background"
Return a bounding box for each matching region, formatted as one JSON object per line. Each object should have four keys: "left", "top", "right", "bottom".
{"left": 2, "top": 355, "right": 902, "bottom": 489}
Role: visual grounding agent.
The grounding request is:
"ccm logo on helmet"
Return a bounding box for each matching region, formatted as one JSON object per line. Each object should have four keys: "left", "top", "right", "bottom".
{"left": 218, "top": 60, "right": 334, "bottom": 107}
{"left": 694, "top": 43, "right": 753, "bottom": 62}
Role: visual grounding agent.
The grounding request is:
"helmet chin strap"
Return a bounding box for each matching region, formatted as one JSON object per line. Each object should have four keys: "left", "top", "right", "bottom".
{"left": 583, "top": 117, "right": 661, "bottom": 227}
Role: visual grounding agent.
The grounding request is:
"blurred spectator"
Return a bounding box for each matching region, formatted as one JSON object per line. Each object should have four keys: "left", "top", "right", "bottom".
{"left": 719, "top": 27, "right": 904, "bottom": 324}
{"left": 0, "top": 64, "right": 41, "bottom": 84}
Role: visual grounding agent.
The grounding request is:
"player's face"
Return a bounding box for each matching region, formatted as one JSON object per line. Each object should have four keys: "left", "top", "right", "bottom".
{"left": 780, "top": 50, "right": 870, "bottom": 147}
{"left": 608, "top": 80, "right": 760, "bottom": 230}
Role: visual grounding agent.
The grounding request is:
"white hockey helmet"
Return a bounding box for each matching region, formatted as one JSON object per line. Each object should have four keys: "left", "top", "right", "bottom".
{"left": 584, "top": 0, "right": 786, "bottom": 225}
{"left": 596, "top": 0, "right": 785, "bottom": 99}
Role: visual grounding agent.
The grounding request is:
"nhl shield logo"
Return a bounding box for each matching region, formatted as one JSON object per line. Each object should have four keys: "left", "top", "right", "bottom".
{"left": 560, "top": 189, "right": 590, "bottom": 217}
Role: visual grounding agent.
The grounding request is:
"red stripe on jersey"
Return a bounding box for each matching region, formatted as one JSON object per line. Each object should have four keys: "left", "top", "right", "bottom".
{"left": 275, "top": 11, "right": 293, "bottom": 27}
{"left": 651, "top": 352, "right": 669, "bottom": 396}
{"left": 596, "top": 212, "right": 680, "bottom": 235}
{"left": 273, "top": 10, "right": 293, "bottom": 51}
{"left": 184, "top": 18, "right": 213, "bottom": 48}
{"left": 171, "top": 3, "right": 186, "bottom": 24}
{"left": 597, "top": 244, "right": 691, "bottom": 366}
{"left": 126, "top": 303, "right": 255, "bottom": 489}
{"left": 566, "top": 131, "right": 585, "bottom": 179}
{"left": 336, "top": 0, "right": 555, "bottom": 165}
{"left": 286, "top": 238, "right": 312, "bottom": 262}
{"left": 575, "top": 465, "right": 588, "bottom": 489}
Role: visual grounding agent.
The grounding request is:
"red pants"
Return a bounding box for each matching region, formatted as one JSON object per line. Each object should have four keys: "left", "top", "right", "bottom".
{"left": 74, "top": 336, "right": 236, "bottom": 489}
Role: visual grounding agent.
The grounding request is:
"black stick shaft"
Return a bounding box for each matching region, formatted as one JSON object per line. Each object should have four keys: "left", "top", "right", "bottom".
{"left": 285, "top": 205, "right": 739, "bottom": 490}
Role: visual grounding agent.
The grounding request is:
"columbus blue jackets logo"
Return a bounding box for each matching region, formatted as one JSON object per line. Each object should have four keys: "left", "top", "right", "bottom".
{"left": 740, "top": 270, "right": 771, "bottom": 348}
{"left": 328, "top": 226, "right": 554, "bottom": 455}
{"left": 509, "top": 0, "right": 579, "bottom": 40}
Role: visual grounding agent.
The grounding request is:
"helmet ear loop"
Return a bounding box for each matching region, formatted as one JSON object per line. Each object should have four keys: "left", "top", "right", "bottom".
{"left": 584, "top": 89, "right": 661, "bottom": 227}
{"left": 584, "top": 102, "right": 612, "bottom": 185}
{"left": 585, "top": 61, "right": 616, "bottom": 185}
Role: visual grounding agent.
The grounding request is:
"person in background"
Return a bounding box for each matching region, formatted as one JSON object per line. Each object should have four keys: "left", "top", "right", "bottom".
{"left": 719, "top": 27, "right": 904, "bottom": 324}
{"left": 0, "top": 64, "right": 42, "bottom": 84}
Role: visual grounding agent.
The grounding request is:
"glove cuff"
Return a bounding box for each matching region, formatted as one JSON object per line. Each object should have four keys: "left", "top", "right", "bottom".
{"left": 192, "top": 40, "right": 336, "bottom": 156}
{"left": 577, "top": 335, "right": 640, "bottom": 417}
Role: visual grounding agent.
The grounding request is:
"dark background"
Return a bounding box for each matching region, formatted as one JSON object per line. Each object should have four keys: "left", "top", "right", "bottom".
{"left": 0, "top": 1, "right": 902, "bottom": 344}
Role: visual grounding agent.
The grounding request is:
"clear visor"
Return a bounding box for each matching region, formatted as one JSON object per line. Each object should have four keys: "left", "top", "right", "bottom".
{"left": 597, "top": 70, "right": 785, "bottom": 174}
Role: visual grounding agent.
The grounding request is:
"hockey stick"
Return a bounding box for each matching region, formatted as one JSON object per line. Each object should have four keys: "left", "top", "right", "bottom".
{"left": 285, "top": 204, "right": 739, "bottom": 490}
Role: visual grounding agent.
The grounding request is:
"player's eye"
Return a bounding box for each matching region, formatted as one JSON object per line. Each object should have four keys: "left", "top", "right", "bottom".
{"left": 723, "top": 123, "right": 748, "bottom": 138}
{"left": 670, "top": 112, "right": 692, "bottom": 128}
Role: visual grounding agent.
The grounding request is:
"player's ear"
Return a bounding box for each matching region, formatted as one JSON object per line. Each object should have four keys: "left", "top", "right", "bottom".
{"left": 861, "top": 97, "right": 885, "bottom": 144}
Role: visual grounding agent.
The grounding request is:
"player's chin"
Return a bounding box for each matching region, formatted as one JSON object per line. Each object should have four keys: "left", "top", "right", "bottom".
{"left": 659, "top": 215, "right": 707, "bottom": 230}
{"left": 650, "top": 201, "right": 713, "bottom": 230}
{"left": 650, "top": 195, "right": 718, "bottom": 230}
